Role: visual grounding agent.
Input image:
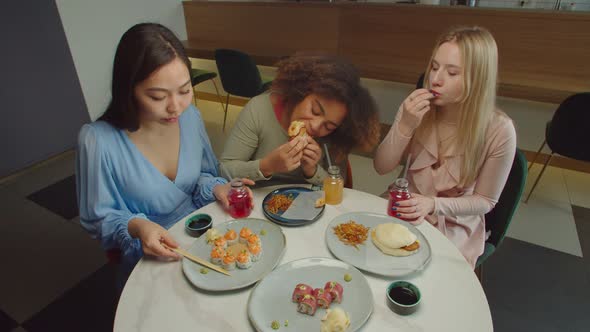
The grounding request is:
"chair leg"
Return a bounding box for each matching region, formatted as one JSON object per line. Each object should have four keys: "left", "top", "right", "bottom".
{"left": 210, "top": 79, "right": 225, "bottom": 113}
{"left": 528, "top": 140, "right": 546, "bottom": 171}
{"left": 223, "top": 93, "right": 230, "bottom": 132}
{"left": 525, "top": 152, "right": 554, "bottom": 203}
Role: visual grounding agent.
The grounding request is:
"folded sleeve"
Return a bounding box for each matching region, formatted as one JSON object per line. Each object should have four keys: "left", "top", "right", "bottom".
{"left": 433, "top": 118, "right": 517, "bottom": 218}
{"left": 374, "top": 105, "right": 414, "bottom": 175}
{"left": 190, "top": 108, "right": 228, "bottom": 208}
{"left": 75, "top": 124, "right": 145, "bottom": 258}
{"left": 219, "top": 99, "right": 271, "bottom": 181}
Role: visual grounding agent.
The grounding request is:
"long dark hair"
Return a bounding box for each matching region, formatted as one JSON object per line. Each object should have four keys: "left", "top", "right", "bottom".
{"left": 99, "top": 23, "right": 191, "bottom": 131}
{"left": 271, "top": 54, "right": 380, "bottom": 161}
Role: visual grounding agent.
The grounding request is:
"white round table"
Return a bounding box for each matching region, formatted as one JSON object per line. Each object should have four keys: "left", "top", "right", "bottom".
{"left": 114, "top": 186, "right": 493, "bottom": 332}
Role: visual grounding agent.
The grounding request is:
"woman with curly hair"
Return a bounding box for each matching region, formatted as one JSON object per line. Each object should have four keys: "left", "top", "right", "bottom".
{"left": 220, "top": 54, "right": 380, "bottom": 187}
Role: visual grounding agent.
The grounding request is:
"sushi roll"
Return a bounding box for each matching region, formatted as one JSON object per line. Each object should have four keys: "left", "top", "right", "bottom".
{"left": 297, "top": 294, "right": 317, "bottom": 316}
{"left": 222, "top": 253, "right": 236, "bottom": 271}
{"left": 239, "top": 227, "right": 253, "bottom": 244}
{"left": 313, "top": 288, "right": 333, "bottom": 309}
{"left": 224, "top": 229, "right": 238, "bottom": 245}
{"left": 236, "top": 250, "right": 252, "bottom": 269}
{"left": 248, "top": 243, "right": 262, "bottom": 262}
{"left": 324, "top": 281, "right": 344, "bottom": 303}
{"left": 210, "top": 246, "right": 225, "bottom": 265}
{"left": 292, "top": 283, "right": 313, "bottom": 303}
{"left": 246, "top": 234, "right": 261, "bottom": 247}
{"left": 213, "top": 236, "right": 227, "bottom": 250}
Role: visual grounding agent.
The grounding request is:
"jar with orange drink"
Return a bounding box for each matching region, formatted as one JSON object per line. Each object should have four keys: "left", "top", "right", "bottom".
{"left": 323, "top": 166, "right": 344, "bottom": 205}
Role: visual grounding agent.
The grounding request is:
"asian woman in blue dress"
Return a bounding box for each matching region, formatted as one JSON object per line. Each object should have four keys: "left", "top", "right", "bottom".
{"left": 75, "top": 23, "right": 253, "bottom": 286}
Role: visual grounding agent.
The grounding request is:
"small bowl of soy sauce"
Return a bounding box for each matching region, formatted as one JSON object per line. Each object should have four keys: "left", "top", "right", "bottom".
{"left": 185, "top": 214, "right": 212, "bottom": 237}
{"left": 386, "top": 281, "right": 421, "bottom": 315}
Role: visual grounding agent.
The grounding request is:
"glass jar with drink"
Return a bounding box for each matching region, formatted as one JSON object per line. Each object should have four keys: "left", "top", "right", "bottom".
{"left": 323, "top": 166, "right": 344, "bottom": 205}
{"left": 227, "top": 178, "right": 252, "bottom": 218}
{"left": 387, "top": 178, "right": 417, "bottom": 222}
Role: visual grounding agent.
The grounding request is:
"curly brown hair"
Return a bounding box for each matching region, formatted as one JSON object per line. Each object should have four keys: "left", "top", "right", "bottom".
{"left": 271, "top": 54, "right": 380, "bottom": 161}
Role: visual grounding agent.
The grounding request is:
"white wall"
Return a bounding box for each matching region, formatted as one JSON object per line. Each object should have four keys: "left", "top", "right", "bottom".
{"left": 56, "top": 0, "right": 187, "bottom": 121}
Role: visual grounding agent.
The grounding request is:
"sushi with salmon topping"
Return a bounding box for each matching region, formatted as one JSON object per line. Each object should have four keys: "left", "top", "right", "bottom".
{"left": 239, "top": 227, "right": 253, "bottom": 244}
{"left": 246, "top": 234, "right": 261, "bottom": 246}
{"left": 222, "top": 253, "right": 236, "bottom": 270}
{"left": 224, "top": 229, "right": 238, "bottom": 245}
{"left": 213, "top": 236, "right": 227, "bottom": 250}
{"left": 210, "top": 246, "right": 225, "bottom": 265}
{"left": 236, "top": 250, "right": 252, "bottom": 269}
{"left": 248, "top": 243, "right": 262, "bottom": 262}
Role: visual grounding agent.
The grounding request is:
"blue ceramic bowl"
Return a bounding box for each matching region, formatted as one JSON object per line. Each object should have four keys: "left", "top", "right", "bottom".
{"left": 185, "top": 214, "right": 212, "bottom": 237}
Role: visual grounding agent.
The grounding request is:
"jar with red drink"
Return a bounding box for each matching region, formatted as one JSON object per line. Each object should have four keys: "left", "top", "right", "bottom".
{"left": 387, "top": 178, "right": 417, "bottom": 222}
{"left": 227, "top": 178, "right": 252, "bottom": 218}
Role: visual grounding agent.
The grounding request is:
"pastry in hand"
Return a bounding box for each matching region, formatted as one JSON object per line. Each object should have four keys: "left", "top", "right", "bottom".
{"left": 288, "top": 120, "right": 307, "bottom": 140}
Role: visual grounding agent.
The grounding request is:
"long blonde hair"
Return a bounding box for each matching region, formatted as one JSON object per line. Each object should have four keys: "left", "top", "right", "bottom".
{"left": 418, "top": 26, "right": 498, "bottom": 187}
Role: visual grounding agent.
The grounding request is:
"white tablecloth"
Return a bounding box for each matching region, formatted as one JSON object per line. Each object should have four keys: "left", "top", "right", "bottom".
{"left": 114, "top": 186, "right": 493, "bottom": 332}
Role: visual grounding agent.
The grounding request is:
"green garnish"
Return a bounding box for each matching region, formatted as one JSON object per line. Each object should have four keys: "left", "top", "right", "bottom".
{"left": 344, "top": 273, "right": 352, "bottom": 282}
{"left": 271, "top": 320, "right": 280, "bottom": 329}
{"left": 284, "top": 320, "right": 289, "bottom": 327}
{"left": 260, "top": 229, "right": 267, "bottom": 236}
{"left": 200, "top": 268, "right": 209, "bottom": 274}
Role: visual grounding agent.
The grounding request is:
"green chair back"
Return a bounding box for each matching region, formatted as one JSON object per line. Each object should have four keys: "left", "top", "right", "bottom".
{"left": 477, "top": 149, "right": 527, "bottom": 267}
{"left": 484, "top": 148, "right": 527, "bottom": 249}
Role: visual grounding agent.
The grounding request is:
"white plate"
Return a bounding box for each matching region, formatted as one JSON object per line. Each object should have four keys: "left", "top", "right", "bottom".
{"left": 248, "top": 257, "right": 373, "bottom": 332}
{"left": 325, "top": 212, "right": 432, "bottom": 277}
{"left": 182, "top": 218, "right": 286, "bottom": 291}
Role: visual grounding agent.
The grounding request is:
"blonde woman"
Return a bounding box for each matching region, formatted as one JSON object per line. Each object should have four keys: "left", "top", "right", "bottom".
{"left": 374, "top": 26, "right": 516, "bottom": 268}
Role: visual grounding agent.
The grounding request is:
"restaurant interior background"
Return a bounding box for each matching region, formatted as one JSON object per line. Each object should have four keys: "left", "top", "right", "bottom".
{"left": 0, "top": 0, "right": 588, "bottom": 331}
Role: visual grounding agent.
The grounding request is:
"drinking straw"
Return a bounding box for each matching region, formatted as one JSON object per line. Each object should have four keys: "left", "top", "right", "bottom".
{"left": 323, "top": 144, "right": 333, "bottom": 168}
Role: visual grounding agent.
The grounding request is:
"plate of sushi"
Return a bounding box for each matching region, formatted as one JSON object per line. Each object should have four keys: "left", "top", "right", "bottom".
{"left": 262, "top": 187, "right": 325, "bottom": 226}
{"left": 182, "top": 218, "right": 286, "bottom": 291}
{"left": 247, "top": 257, "right": 373, "bottom": 332}
{"left": 325, "top": 212, "right": 431, "bottom": 277}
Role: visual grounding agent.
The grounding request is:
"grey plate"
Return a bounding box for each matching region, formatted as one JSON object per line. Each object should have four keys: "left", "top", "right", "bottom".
{"left": 262, "top": 187, "right": 325, "bottom": 226}
{"left": 325, "top": 212, "right": 432, "bottom": 277}
{"left": 248, "top": 257, "right": 373, "bottom": 332}
{"left": 182, "top": 218, "right": 286, "bottom": 291}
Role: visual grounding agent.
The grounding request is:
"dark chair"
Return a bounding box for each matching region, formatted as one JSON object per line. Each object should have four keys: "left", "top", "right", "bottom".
{"left": 475, "top": 148, "right": 527, "bottom": 279}
{"left": 190, "top": 68, "right": 224, "bottom": 111}
{"left": 525, "top": 93, "right": 590, "bottom": 202}
{"left": 214, "top": 49, "right": 273, "bottom": 131}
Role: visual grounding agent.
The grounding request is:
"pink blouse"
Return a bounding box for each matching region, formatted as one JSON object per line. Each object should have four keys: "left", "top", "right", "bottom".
{"left": 374, "top": 106, "right": 517, "bottom": 268}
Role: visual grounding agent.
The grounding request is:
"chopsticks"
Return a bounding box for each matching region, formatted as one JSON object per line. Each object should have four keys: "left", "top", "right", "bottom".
{"left": 162, "top": 243, "right": 231, "bottom": 276}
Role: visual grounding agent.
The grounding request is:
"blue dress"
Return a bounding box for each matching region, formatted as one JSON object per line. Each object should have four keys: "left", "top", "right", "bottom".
{"left": 75, "top": 105, "right": 227, "bottom": 279}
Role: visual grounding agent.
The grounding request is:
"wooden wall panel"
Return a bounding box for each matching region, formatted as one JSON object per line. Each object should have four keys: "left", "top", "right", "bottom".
{"left": 183, "top": 2, "right": 339, "bottom": 58}
{"left": 183, "top": 2, "right": 590, "bottom": 103}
